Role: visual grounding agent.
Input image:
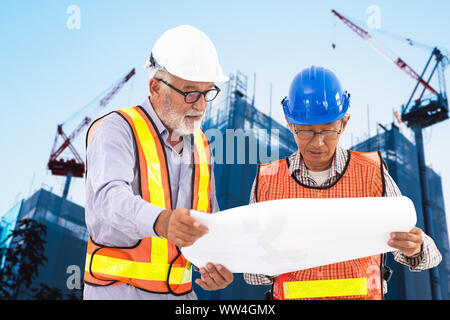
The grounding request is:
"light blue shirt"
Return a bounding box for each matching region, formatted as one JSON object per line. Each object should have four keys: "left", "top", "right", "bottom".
{"left": 83, "top": 97, "right": 219, "bottom": 300}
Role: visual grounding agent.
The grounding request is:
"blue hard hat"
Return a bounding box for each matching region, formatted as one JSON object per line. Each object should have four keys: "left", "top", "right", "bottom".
{"left": 282, "top": 66, "right": 350, "bottom": 125}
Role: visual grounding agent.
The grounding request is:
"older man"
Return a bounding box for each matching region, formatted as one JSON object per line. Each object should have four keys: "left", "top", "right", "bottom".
{"left": 244, "top": 66, "right": 442, "bottom": 300}
{"left": 83, "top": 25, "right": 233, "bottom": 300}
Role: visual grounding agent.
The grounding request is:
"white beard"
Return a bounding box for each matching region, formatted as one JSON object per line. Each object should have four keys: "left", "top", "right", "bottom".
{"left": 159, "top": 94, "right": 204, "bottom": 136}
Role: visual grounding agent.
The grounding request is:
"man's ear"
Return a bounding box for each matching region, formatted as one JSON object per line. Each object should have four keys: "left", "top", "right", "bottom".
{"left": 149, "top": 78, "right": 162, "bottom": 98}
{"left": 341, "top": 115, "right": 350, "bottom": 133}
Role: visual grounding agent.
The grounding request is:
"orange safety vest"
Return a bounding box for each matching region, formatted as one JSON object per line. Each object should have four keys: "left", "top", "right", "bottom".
{"left": 83, "top": 105, "right": 212, "bottom": 295}
{"left": 256, "top": 150, "right": 387, "bottom": 300}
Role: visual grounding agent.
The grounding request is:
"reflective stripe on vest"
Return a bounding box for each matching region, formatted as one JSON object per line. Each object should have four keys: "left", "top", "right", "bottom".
{"left": 83, "top": 105, "right": 211, "bottom": 294}
{"left": 192, "top": 130, "right": 211, "bottom": 213}
{"left": 283, "top": 278, "right": 368, "bottom": 299}
{"left": 257, "top": 150, "right": 385, "bottom": 300}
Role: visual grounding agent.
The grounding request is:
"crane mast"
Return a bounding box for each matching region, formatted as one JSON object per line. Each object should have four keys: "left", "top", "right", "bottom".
{"left": 332, "top": 9, "right": 448, "bottom": 300}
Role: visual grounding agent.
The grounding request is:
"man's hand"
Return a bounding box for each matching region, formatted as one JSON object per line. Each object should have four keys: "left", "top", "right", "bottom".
{"left": 154, "top": 208, "right": 208, "bottom": 247}
{"left": 195, "top": 263, "right": 233, "bottom": 290}
{"left": 388, "top": 226, "right": 424, "bottom": 257}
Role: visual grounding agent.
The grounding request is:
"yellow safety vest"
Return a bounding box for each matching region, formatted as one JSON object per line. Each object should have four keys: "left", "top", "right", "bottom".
{"left": 83, "top": 105, "right": 212, "bottom": 294}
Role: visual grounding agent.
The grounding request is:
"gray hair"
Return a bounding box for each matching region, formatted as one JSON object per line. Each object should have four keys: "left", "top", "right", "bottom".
{"left": 153, "top": 69, "right": 173, "bottom": 82}
{"left": 151, "top": 69, "right": 174, "bottom": 95}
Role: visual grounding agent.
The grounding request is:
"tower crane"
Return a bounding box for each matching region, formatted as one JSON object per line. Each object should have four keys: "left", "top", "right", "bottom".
{"left": 331, "top": 10, "right": 448, "bottom": 127}
{"left": 331, "top": 9, "right": 448, "bottom": 300}
{"left": 47, "top": 68, "right": 135, "bottom": 199}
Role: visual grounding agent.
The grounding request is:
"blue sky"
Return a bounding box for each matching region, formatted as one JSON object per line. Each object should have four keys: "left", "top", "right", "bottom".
{"left": 1, "top": 1, "right": 450, "bottom": 233}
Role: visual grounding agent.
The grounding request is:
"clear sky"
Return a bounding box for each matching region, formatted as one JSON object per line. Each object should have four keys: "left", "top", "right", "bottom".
{"left": 1, "top": 1, "right": 449, "bottom": 236}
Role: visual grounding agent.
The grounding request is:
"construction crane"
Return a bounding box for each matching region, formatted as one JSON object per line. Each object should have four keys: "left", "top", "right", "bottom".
{"left": 47, "top": 68, "right": 136, "bottom": 199}
{"left": 330, "top": 10, "right": 448, "bottom": 127}
{"left": 332, "top": 9, "right": 448, "bottom": 300}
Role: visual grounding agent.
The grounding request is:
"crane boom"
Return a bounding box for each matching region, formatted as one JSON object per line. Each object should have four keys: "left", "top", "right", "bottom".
{"left": 100, "top": 68, "right": 136, "bottom": 107}
{"left": 48, "top": 118, "right": 90, "bottom": 163}
{"left": 48, "top": 68, "right": 136, "bottom": 177}
{"left": 331, "top": 9, "right": 439, "bottom": 96}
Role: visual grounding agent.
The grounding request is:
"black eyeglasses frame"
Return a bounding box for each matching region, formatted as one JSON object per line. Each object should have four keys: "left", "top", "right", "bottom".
{"left": 155, "top": 78, "right": 220, "bottom": 104}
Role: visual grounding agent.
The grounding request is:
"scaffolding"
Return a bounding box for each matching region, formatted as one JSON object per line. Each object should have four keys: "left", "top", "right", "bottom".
{"left": 202, "top": 71, "right": 297, "bottom": 210}
{"left": 198, "top": 71, "right": 298, "bottom": 299}
{"left": 0, "top": 189, "right": 86, "bottom": 299}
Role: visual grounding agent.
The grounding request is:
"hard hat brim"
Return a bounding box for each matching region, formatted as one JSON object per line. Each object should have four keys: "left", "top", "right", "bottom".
{"left": 145, "top": 65, "right": 229, "bottom": 83}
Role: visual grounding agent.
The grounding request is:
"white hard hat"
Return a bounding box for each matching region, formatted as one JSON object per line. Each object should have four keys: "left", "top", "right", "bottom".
{"left": 144, "top": 25, "right": 229, "bottom": 83}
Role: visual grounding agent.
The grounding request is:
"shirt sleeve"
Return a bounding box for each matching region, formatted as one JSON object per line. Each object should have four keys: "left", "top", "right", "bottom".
{"left": 383, "top": 165, "right": 442, "bottom": 270}
{"left": 243, "top": 174, "right": 274, "bottom": 286}
{"left": 86, "top": 114, "right": 165, "bottom": 243}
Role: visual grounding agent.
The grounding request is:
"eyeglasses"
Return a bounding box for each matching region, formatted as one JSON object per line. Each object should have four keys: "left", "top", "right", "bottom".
{"left": 155, "top": 78, "right": 221, "bottom": 104}
{"left": 293, "top": 121, "right": 343, "bottom": 141}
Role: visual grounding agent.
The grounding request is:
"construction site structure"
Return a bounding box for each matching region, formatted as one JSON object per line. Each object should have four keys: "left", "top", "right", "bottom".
{"left": 202, "top": 71, "right": 297, "bottom": 208}
{"left": 47, "top": 68, "right": 136, "bottom": 201}
{"left": 332, "top": 9, "right": 449, "bottom": 300}
{"left": 351, "top": 123, "right": 450, "bottom": 299}
{"left": 198, "top": 70, "right": 298, "bottom": 299}
{"left": 0, "top": 188, "right": 86, "bottom": 299}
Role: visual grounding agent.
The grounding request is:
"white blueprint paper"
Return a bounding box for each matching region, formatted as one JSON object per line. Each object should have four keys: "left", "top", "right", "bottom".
{"left": 181, "top": 196, "right": 417, "bottom": 276}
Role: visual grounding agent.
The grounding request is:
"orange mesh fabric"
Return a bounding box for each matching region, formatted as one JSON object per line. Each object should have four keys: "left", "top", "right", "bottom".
{"left": 257, "top": 151, "right": 384, "bottom": 300}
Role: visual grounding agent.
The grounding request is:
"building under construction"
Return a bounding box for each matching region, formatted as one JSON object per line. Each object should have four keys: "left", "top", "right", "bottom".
{"left": 0, "top": 70, "right": 449, "bottom": 300}
{"left": 0, "top": 188, "right": 86, "bottom": 299}
{"left": 351, "top": 123, "right": 450, "bottom": 300}
{"left": 197, "top": 71, "right": 298, "bottom": 299}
